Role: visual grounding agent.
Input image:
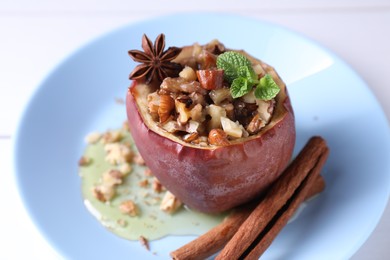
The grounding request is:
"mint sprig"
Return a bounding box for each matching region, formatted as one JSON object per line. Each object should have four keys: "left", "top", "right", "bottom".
{"left": 216, "top": 51, "right": 255, "bottom": 83}
{"left": 231, "top": 77, "right": 251, "bottom": 98}
{"left": 216, "top": 51, "right": 280, "bottom": 100}
{"left": 255, "top": 74, "right": 280, "bottom": 100}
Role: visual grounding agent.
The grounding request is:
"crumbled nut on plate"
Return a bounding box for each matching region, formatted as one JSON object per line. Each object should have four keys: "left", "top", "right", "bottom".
{"left": 144, "top": 168, "right": 153, "bottom": 177}
{"left": 133, "top": 153, "right": 146, "bottom": 165}
{"left": 139, "top": 236, "right": 150, "bottom": 251}
{"left": 160, "top": 191, "right": 182, "bottom": 214}
{"left": 152, "top": 177, "right": 163, "bottom": 193}
{"left": 102, "top": 169, "right": 124, "bottom": 186}
{"left": 104, "top": 143, "right": 133, "bottom": 165}
{"left": 119, "top": 200, "right": 139, "bottom": 217}
{"left": 138, "top": 179, "right": 149, "bottom": 188}
{"left": 93, "top": 184, "right": 115, "bottom": 202}
{"left": 78, "top": 156, "right": 91, "bottom": 166}
{"left": 119, "top": 163, "right": 132, "bottom": 175}
{"left": 101, "top": 130, "right": 122, "bottom": 144}
{"left": 84, "top": 132, "right": 102, "bottom": 144}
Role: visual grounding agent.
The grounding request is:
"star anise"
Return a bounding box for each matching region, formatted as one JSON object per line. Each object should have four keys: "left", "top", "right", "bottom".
{"left": 128, "top": 33, "right": 183, "bottom": 84}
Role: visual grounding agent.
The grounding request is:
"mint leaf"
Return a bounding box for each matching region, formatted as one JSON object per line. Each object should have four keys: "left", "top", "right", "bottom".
{"left": 237, "top": 66, "right": 257, "bottom": 84}
{"left": 254, "top": 74, "right": 280, "bottom": 100}
{"left": 217, "top": 51, "right": 253, "bottom": 83}
{"left": 230, "top": 77, "right": 251, "bottom": 98}
{"left": 217, "top": 51, "right": 278, "bottom": 101}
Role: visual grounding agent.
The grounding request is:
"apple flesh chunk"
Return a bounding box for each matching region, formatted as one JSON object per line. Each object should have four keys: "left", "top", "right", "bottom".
{"left": 126, "top": 45, "right": 295, "bottom": 213}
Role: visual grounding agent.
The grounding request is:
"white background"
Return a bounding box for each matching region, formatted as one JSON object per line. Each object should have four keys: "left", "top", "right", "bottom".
{"left": 1, "top": 0, "right": 389, "bottom": 259}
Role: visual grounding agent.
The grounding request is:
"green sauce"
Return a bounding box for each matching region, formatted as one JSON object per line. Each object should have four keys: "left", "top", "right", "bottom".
{"left": 79, "top": 128, "right": 226, "bottom": 240}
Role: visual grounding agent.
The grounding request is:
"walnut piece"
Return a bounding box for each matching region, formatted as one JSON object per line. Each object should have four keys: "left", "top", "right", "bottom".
{"left": 101, "top": 130, "right": 122, "bottom": 144}
{"left": 93, "top": 168, "right": 126, "bottom": 202}
{"left": 119, "top": 200, "right": 139, "bottom": 217}
{"left": 104, "top": 143, "right": 133, "bottom": 165}
{"left": 160, "top": 191, "right": 182, "bottom": 214}
{"left": 93, "top": 185, "right": 115, "bottom": 202}
{"left": 119, "top": 163, "right": 132, "bottom": 175}
{"left": 102, "top": 169, "right": 124, "bottom": 186}
{"left": 152, "top": 177, "right": 163, "bottom": 193}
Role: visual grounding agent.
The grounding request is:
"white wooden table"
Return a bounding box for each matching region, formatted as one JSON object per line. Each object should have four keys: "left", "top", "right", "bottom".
{"left": 1, "top": 1, "right": 389, "bottom": 259}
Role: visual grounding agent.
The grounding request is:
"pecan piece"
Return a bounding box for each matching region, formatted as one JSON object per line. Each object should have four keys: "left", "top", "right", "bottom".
{"left": 246, "top": 114, "right": 265, "bottom": 135}
{"left": 158, "top": 94, "right": 175, "bottom": 123}
{"left": 183, "top": 132, "right": 199, "bottom": 143}
{"left": 208, "top": 129, "right": 229, "bottom": 146}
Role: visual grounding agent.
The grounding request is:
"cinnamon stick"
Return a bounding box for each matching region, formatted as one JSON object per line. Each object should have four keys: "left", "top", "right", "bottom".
{"left": 170, "top": 175, "right": 324, "bottom": 260}
{"left": 171, "top": 202, "right": 253, "bottom": 260}
{"left": 306, "top": 174, "right": 326, "bottom": 200}
{"left": 243, "top": 149, "right": 328, "bottom": 259}
{"left": 216, "top": 136, "right": 329, "bottom": 259}
{"left": 170, "top": 136, "right": 328, "bottom": 260}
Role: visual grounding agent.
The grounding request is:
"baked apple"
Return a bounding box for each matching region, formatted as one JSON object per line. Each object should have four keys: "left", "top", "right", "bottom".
{"left": 126, "top": 34, "right": 295, "bottom": 213}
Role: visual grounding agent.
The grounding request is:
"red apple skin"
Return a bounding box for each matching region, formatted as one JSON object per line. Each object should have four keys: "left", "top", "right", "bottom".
{"left": 126, "top": 81, "right": 295, "bottom": 213}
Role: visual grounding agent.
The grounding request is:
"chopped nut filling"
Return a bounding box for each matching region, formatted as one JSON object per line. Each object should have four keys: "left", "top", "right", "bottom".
{"left": 143, "top": 41, "right": 277, "bottom": 146}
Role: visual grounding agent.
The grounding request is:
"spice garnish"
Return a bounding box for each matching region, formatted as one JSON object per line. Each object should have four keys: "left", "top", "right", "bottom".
{"left": 128, "top": 33, "right": 183, "bottom": 84}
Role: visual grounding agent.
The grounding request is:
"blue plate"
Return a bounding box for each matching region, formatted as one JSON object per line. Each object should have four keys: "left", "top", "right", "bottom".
{"left": 13, "top": 13, "right": 390, "bottom": 259}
